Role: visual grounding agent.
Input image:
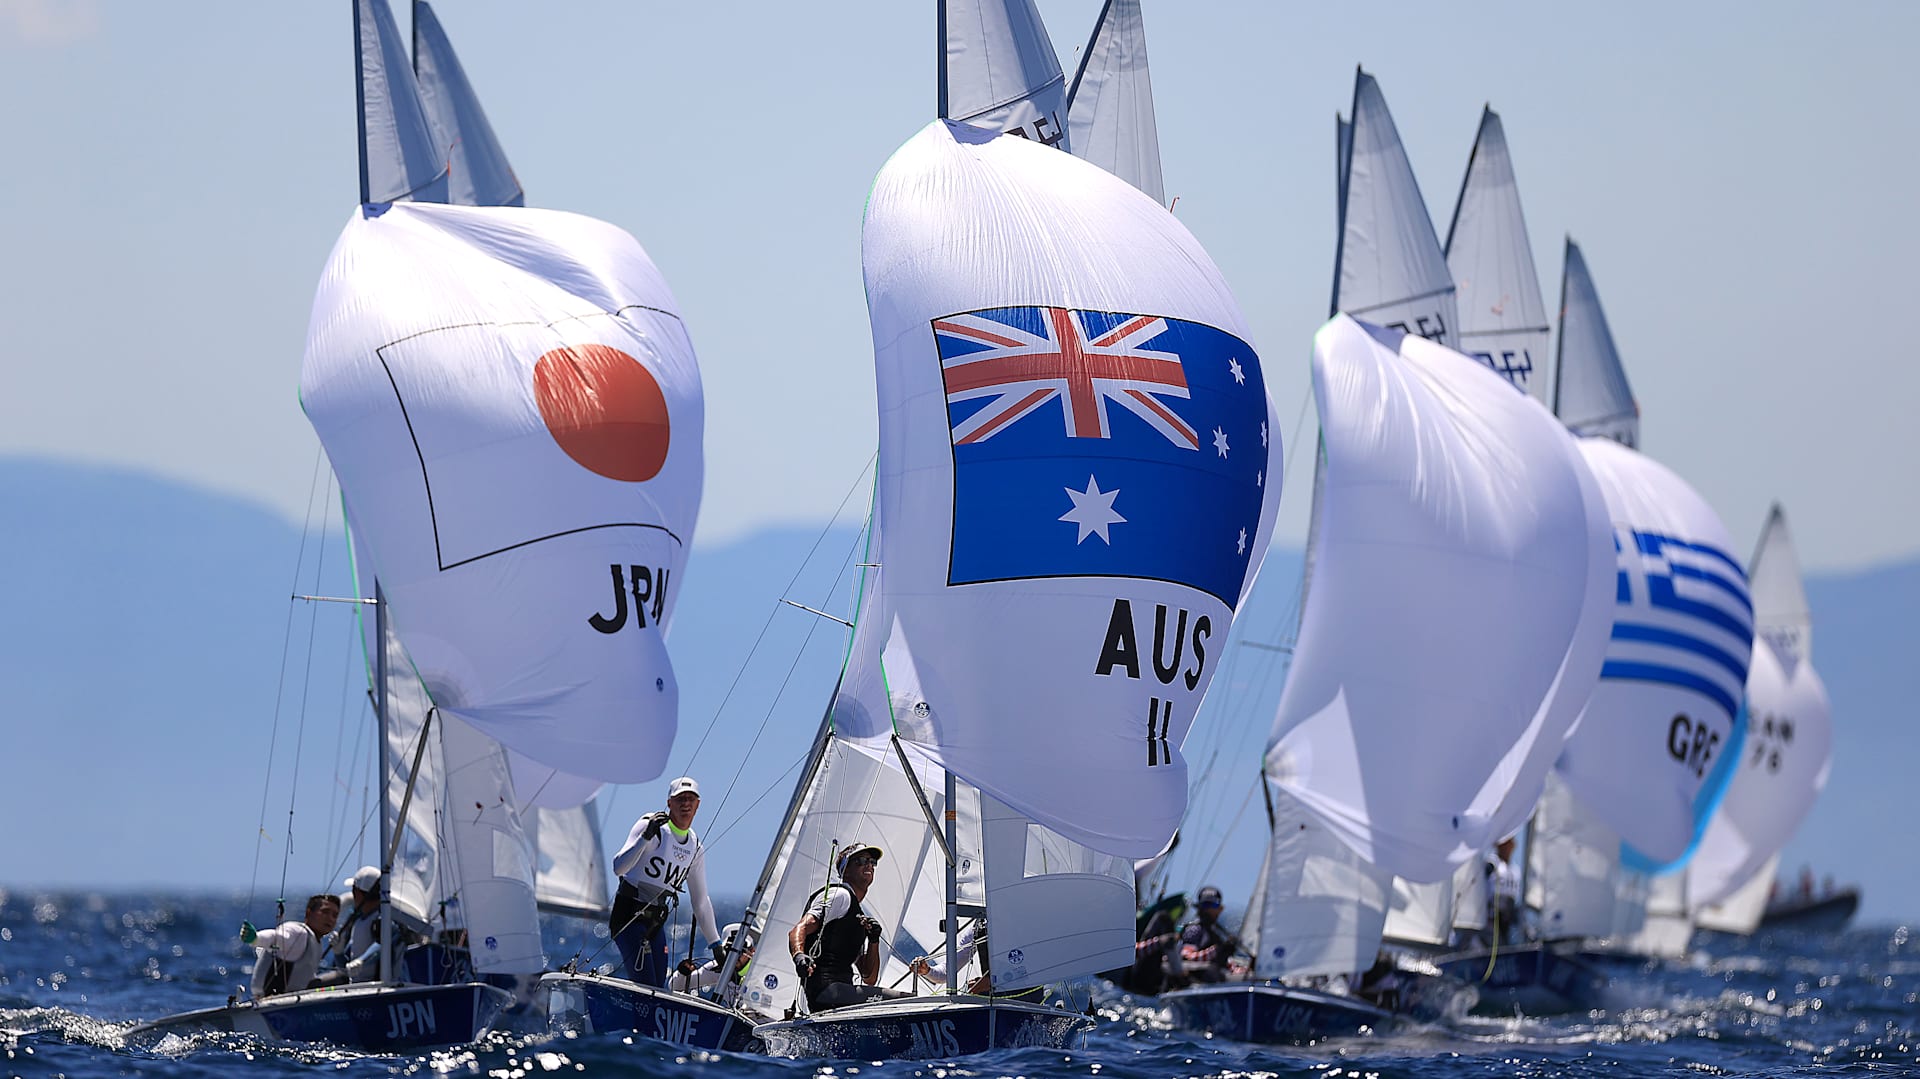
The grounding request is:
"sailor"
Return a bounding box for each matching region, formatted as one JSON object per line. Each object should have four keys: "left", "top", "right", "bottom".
{"left": 1124, "top": 892, "right": 1186, "bottom": 996}
{"left": 241, "top": 893, "right": 340, "bottom": 999}
{"left": 1177, "top": 885, "right": 1235, "bottom": 984}
{"left": 788, "top": 841, "right": 910, "bottom": 1012}
{"left": 611, "top": 776, "right": 722, "bottom": 987}
{"left": 316, "top": 865, "right": 385, "bottom": 985}
{"left": 1484, "top": 836, "right": 1521, "bottom": 945}
{"left": 669, "top": 922, "right": 755, "bottom": 994}
{"left": 909, "top": 918, "right": 993, "bottom": 996}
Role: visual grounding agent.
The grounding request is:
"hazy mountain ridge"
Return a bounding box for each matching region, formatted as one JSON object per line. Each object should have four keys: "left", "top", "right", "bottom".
{"left": 1, "top": 459, "right": 1912, "bottom": 922}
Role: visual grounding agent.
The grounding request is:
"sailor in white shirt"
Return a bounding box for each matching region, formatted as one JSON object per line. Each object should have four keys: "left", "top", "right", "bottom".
{"left": 610, "top": 776, "right": 722, "bottom": 987}
{"left": 243, "top": 893, "right": 340, "bottom": 999}
{"left": 668, "top": 922, "right": 755, "bottom": 994}
{"left": 1485, "top": 835, "right": 1523, "bottom": 945}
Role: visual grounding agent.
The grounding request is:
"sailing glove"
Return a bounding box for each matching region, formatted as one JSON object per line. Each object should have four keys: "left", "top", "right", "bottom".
{"left": 792, "top": 952, "right": 815, "bottom": 978}
{"left": 640, "top": 811, "right": 670, "bottom": 842}
{"left": 858, "top": 916, "right": 883, "bottom": 942}
{"left": 710, "top": 941, "right": 728, "bottom": 965}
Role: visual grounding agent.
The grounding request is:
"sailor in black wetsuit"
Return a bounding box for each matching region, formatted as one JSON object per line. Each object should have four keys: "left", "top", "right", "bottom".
{"left": 787, "top": 842, "right": 911, "bottom": 1012}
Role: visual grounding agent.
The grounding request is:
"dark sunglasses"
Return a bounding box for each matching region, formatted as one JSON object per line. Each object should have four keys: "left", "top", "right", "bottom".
{"left": 845, "top": 854, "right": 879, "bottom": 868}
{"left": 1198, "top": 900, "right": 1222, "bottom": 909}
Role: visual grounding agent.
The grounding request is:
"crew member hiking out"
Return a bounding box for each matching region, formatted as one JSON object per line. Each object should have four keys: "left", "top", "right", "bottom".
{"left": 242, "top": 893, "right": 340, "bottom": 999}
{"left": 787, "top": 841, "right": 911, "bottom": 1012}
{"left": 611, "top": 776, "right": 722, "bottom": 987}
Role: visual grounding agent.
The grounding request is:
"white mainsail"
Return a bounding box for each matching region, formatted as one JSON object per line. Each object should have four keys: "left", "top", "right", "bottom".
{"left": 940, "top": 0, "right": 1069, "bottom": 148}
{"left": 354, "top": 0, "right": 448, "bottom": 205}
{"left": 1694, "top": 851, "right": 1779, "bottom": 934}
{"left": 1064, "top": 0, "right": 1165, "bottom": 204}
{"left": 1444, "top": 107, "right": 1550, "bottom": 401}
{"left": 410, "top": 0, "right": 523, "bottom": 208}
{"left": 1553, "top": 437, "right": 1752, "bottom": 866}
{"left": 302, "top": 201, "right": 703, "bottom": 786}
{"left": 1331, "top": 71, "right": 1458, "bottom": 347}
{"left": 1523, "top": 772, "right": 1622, "bottom": 940}
{"left": 1553, "top": 240, "right": 1640, "bottom": 447}
{"left": 1687, "top": 507, "right": 1830, "bottom": 920}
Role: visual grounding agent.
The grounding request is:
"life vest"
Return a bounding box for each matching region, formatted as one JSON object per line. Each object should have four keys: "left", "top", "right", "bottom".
{"left": 800, "top": 884, "right": 869, "bottom": 984}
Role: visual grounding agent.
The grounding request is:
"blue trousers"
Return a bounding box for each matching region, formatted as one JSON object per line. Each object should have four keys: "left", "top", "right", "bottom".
{"left": 614, "top": 918, "right": 670, "bottom": 987}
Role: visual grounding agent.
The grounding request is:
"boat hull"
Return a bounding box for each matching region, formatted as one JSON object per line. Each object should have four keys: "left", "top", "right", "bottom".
{"left": 1758, "top": 890, "right": 1859, "bottom": 933}
{"left": 1161, "top": 983, "right": 1395, "bottom": 1044}
{"left": 1433, "top": 942, "right": 1611, "bottom": 1015}
{"left": 540, "top": 971, "right": 757, "bottom": 1053}
{"left": 754, "top": 995, "right": 1092, "bottom": 1060}
{"left": 124, "top": 982, "right": 512, "bottom": 1050}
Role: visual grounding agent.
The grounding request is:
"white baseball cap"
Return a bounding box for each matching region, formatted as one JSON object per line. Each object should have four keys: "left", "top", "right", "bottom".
{"left": 668, "top": 776, "right": 700, "bottom": 799}
{"left": 345, "top": 866, "right": 381, "bottom": 892}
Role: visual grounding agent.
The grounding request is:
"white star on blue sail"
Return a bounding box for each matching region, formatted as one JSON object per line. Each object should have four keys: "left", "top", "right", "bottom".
{"left": 1059, "top": 475, "right": 1125, "bottom": 545}
{"left": 1212, "top": 427, "right": 1229, "bottom": 458}
{"left": 1229, "top": 357, "right": 1245, "bottom": 385}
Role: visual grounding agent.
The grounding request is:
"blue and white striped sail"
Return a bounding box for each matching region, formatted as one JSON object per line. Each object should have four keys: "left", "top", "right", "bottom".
{"left": 1064, "top": 0, "right": 1164, "bottom": 204}
{"left": 940, "top": 0, "right": 1069, "bottom": 148}
{"left": 1555, "top": 438, "right": 1752, "bottom": 866}
{"left": 1445, "top": 107, "right": 1550, "bottom": 401}
{"left": 1331, "top": 71, "right": 1458, "bottom": 347}
{"left": 411, "top": 0, "right": 524, "bottom": 208}
{"left": 355, "top": 0, "right": 448, "bottom": 204}
{"left": 1266, "top": 318, "right": 1610, "bottom": 884}
{"left": 1688, "top": 506, "right": 1831, "bottom": 918}
{"left": 1553, "top": 240, "right": 1640, "bottom": 446}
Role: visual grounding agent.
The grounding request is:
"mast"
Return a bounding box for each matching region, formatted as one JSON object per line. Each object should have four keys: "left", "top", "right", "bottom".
{"left": 373, "top": 583, "right": 394, "bottom": 986}
{"left": 943, "top": 768, "right": 959, "bottom": 996}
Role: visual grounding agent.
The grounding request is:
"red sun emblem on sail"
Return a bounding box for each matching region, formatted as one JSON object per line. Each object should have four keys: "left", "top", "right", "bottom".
{"left": 532, "top": 344, "right": 670, "bottom": 482}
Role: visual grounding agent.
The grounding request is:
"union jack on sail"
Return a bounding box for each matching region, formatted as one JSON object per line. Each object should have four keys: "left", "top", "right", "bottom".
{"left": 934, "top": 307, "right": 1198, "bottom": 448}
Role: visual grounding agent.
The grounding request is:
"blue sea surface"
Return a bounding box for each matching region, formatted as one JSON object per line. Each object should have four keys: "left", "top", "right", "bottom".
{"left": 2, "top": 889, "right": 1914, "bottom": 1078}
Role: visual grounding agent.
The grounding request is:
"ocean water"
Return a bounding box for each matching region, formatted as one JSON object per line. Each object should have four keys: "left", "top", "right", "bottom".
{"left": 2, "top": 889, "right": 1914, "bottom": 1078}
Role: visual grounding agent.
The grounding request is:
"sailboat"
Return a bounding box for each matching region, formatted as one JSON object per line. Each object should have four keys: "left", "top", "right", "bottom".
{"left": 1436, "top": 238, "right": 1754, "bottom": 1012}
{"left": 739, "top": 103, "right": 1283, "bottom": 1058}
{"left": 1160, "top": 310, "right": 1612, "bottom": 1043}
{"left": 1690, "top": 505, "right": 1833, "bottom": 935}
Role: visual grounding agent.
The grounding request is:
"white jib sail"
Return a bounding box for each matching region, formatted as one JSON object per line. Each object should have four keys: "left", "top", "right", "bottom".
{"left": 527, "top": 801, "right": 612, "bottom": 919}
{"left": 1694, "top": 850, "right": 1779, "bottom": 935}
{"left": 1332, "top": 71, "right": 1458, "bottom": 348}
{"left": 302, "top": 202, "right": 703, "bottom": 785}
{"left": 1524, "top": 772, "right": 1622, "bottom": 941}
{"left": 1552, "top": 240, "right": 1640, "bottom": 447}
{"left": 1687, "top": 631, "right": 1832, "bottom": 908}
{"left": 1444, "top": 107, "right": 1550, "bottom": 402}
{"left": 941, "top": 0, "right": 1069, "bottom": 149}
{"left": 1616, "top": 869, "right": 1691, "bottom": 958}
{"left": 1266, "top": 317, "right": 1609, "bottom": 883}
{"left": 978, "top": 791, "right": 1135, "bottom": 991}
{"left": 1254, "top": 783, "right": 1391, "bottom": 979}
{"left": 856, "top": 120, "right": 1283, "bottom": 857}
{"left": 1383, "top": 877, "right": 1453, "bottom": 947}
{"left": 1748, "top": 503, "right": 1814, "bottom": 672}
{"left": 1555, "top": 437, "right": 1753, "bottom": 865}
{"left": 1064, "top": 0, "right": 1165, "bottom": 205}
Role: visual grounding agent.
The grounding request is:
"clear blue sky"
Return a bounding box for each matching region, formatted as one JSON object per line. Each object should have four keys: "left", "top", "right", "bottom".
{"left": 2, "top": 1, "right": 1915, "bottom": 570}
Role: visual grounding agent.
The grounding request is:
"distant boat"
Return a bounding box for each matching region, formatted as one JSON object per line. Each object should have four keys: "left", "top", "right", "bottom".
{"left": 1756, "top": 886, "right": 1859, "bottom": 933}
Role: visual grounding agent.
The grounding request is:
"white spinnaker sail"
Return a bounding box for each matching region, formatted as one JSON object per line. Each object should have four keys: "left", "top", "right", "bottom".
{"left": 854, "top": 120, "right": 1282, "bottom": 856}
{"left": 1444, "top": 107, "right": 1550, "bottom": 401}
{"left": 1524, "top": 772, "right": 1621, "bottom": 940}
{"left": 1687, "top": 633, "right": 1832, "bottom": 907}
{"left": 356, "top": 0, "right": 449, "bottom": 205}
{"left": 1332, "top": 71, "right": 1458, "bottom": 347}
{"left": 1553, "top": 240, "right": 1639, "bottom": 447}
{"left": 1749, "top": 503, "right": 1814, "bottom": 672}
{"left": 940, "top": 0, "right": 1069, "bottom": 148}
{"left": 302, "top": 202, "right": 703, "bottom": 785}
{"left": 1695, "top": 851, "right": 1779, "bottom": 935}
{"left": 1064, "top": 0, "right": 1165, "bottom": 204}
{"left": 1254, "top": 784, "right": 1390, "bottom": 979}
{"left": 1265, "top": 318, "right": 1609, "bottom": 882}
{"left": 1555, "top": 438, "right": 1752, "bottom": 866}
{"left": 411, "top": 0, "right": 523, "bottom": 208}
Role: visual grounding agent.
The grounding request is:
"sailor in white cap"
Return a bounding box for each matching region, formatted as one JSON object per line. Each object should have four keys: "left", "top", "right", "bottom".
{"left": 317, "top": 865, "right": 387, "bottom": 984}
{"left": 611, "top": 776, "right": 721, "bottom": 987}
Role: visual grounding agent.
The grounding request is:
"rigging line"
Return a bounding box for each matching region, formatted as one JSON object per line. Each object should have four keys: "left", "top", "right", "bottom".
{"left": 703, "top": 519, "right": 867, "bottom": 833}
{"left": 328, "top": 693, "right": 372, "bottom": 881}
{"left": 279, "top": 471, "right": 336, "bottom": 899}
{"left": 249, "top": 446, "right": 331, "bottom": 913}
{"left": 1196, "top": 776, "right": 1261, "bottom": 886}
{"left": 701, "top": 751, "right": 808, "bottom": 849}
{"left": 678, "top": 450, "right": 878, "bottom": 778}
